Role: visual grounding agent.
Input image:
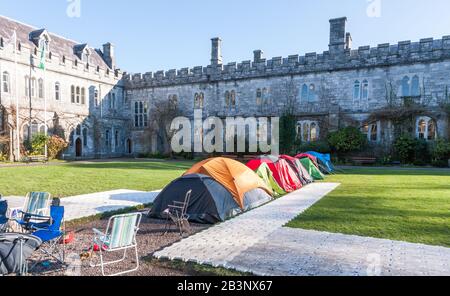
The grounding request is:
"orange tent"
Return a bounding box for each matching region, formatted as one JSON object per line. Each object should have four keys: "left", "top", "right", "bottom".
{"left": 184, "top": 157, "right": 272, "bottom": 209}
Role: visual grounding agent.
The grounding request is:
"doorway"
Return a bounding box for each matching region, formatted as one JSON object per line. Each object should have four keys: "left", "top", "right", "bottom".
{"left": 126, "top": 139, "right": 132, "bottom": 154}
{"left": 75, "top": 138, "right": 82, "bottom": 157}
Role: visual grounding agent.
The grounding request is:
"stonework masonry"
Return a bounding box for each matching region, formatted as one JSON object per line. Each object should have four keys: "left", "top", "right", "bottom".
{"left": 1, "top": 15, "right": 449, "bottom": 159}
{"left": 124, "top": 17, "right": 449, "bottom": 155}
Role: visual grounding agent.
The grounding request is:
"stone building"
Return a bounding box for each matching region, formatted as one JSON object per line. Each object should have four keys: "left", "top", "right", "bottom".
{"left": 1, "top": 15, "right": 450, "bottom": 160}
{"left": 125, "top": 17, "right": 450, "bottom": 156}
{"left": 0, "top": 15, "right": 130, "bottom": 160}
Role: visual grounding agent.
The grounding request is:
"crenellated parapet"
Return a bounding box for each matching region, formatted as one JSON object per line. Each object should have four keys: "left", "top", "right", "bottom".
{"left": 124, "top": 16, "right": 450, "bottom": 89}
{"left": 124, "top": 35, "right": 450, "bottom": 89}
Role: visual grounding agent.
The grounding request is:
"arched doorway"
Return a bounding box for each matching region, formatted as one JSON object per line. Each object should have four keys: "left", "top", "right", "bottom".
{"left": 126, "top": 139, "right": 132, "bottom": 154}
{"left": 75, "top": 138, "right": 82, "bottom": 158}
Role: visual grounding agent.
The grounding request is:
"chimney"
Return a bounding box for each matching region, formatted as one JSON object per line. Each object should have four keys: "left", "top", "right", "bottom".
{"left": 329, "top": 17, "right": 347, "bottom": 54}
{"left": 211, "top": 37, "right": 223, "bottom": 66}
{"left": 102, "top": 42, "right": 115, "bottom": 69}
{"left": 345, "top": 32, "right": 352, "bottom": 50}
{"left": 253, "top": 50, "right": 264, "bottom": 63}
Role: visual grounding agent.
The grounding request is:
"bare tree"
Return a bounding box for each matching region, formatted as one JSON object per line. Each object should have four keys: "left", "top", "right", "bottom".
{"left": 148, "top": 96, "right": 181, "bottom": 157}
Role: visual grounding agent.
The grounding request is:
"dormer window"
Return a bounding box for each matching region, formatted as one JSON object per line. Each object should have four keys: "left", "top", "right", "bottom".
{"left": 18, "top": 42, "right": 22, "bottom": 51}
{"left": 81, "top": 51, "right": 90, "bottom": 64}
{"left": 62, "top": 56, "right": 66, "bottom": 64}
{"left": 96, "top": 66, "right": 100, "bottom": 72}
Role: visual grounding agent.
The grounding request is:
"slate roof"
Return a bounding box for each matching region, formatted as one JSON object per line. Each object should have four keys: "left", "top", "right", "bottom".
{"left": 0, "top": 15, "right": 111, "bottom": 69}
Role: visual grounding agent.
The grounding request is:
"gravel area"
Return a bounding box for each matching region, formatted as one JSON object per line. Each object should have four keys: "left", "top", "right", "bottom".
{"left": 28, "top": 209, "right": 208, "bottom": 276}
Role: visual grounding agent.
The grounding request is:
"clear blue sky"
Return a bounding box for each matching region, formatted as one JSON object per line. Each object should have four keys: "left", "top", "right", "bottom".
{"left": 2, "top": 0, "right": 450, "bottom": 73}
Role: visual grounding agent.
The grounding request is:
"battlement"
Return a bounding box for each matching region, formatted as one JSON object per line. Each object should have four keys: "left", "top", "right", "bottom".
{"left": 124, "top": 17, "right": 450, "bottom": 89}
{"left": 125, "top": 35, "right": 450, "bottom": 89}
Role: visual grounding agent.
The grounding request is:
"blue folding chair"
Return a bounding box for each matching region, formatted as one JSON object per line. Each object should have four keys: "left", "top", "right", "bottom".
{"left": 31, "top": 206, "right": 66, "bottom": 265}
{"left": 0, "top": 198, "right": 9, "bottom": 233}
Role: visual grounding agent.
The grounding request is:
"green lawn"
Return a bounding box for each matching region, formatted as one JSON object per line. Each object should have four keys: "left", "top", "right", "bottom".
{"left": 0, "top": 160, "right": 194, "bottom": 197}
{"left": 287, "top": 168, "right": 450, "bottom": 248}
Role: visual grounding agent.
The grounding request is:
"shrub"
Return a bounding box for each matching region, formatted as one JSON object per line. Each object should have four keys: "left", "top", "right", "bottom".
{"left": 30, "top": 134, "right": 49, "bottom": 156}
{"left": 430, "top": 139, "right": 450, "bottom": 167}
{"left": 327, "top": 127, "right": 367, "bottom": 154}
{"left": 298, "top": 141, "right": 331, "bottom": 154}
{"left": 393, "top": 135, "right": 416, "bottom": 164}
{"left": 393, "top": 135, "right": 431, "bottom": 165}
{"left": 48, "top": 135, "right": 68, "bottom": 160}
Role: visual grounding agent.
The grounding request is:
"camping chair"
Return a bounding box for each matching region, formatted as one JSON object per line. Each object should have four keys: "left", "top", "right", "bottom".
{"left": 15, "top": 192, "right": 52, "bottom": 232}
{"left": 89, "top": 212, "right": 142, "bottom": 276}
{"left": 0, "top": 233, "right": 42, "bottom": 276}
{"left": 164, "top": 190, "right": 192, "bottom": 236}
{"left": 0, "top": 197, "right": 10, "bottom": 233}
{"left": 31, "top": 205, "right": 66, "bottom": 266}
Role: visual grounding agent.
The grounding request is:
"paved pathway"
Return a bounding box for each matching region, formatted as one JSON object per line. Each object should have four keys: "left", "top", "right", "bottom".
{"left": 154, "top": 183, "right": 450, "bottom": 276}
{"left": 153, "top": 183, "right": 340, "bottom": 266}
{"left": 4, "top": 189, "right": 159, "bottom": 221}
{"left": 230, "top": 228, "right": 450, "bottom": 276}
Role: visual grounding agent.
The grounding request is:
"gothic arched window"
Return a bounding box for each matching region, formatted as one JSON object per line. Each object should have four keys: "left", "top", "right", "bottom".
{"left": 402, "top": 76, "right": 410, "bottom": 97}
{"left": 416, "top": 116, "right": 437, "bottom": 141}
{"left": 353, "top": 80, "right": 361, "bottom": 100}
{"left": 308, "top": 84, "right": 316, "bottom": 102}
{"left": 411, "top": 75, "right": 420, "bottom": 97}
{"left": 362, "top": 80, "right": 369, "bottom": 99}
{"left": 301, "top": 84, "right": 308, "bottom": 102}
{"left": 297, "top": 120, "right": 320, "bottom": 143}
{"left": 256, "top": 88, "right": 262, "bottom": 106}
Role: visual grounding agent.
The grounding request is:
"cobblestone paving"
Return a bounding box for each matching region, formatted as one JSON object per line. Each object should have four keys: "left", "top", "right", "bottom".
{"left": 153, "top": 183, "right": 340, "bottom": 267}
{"left": 4, "top": 189, "right": 160, "bottom": 221}
{"left": 229, "top": 228, "right": 450, "bottom": 276}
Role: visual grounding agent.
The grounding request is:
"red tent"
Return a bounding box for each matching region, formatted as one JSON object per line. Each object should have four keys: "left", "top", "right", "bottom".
{"left": 247, "top": 157, "right": 302, "bottom": 193}
{"left": 279, "top": 155, "right": 312, "bottom": 185}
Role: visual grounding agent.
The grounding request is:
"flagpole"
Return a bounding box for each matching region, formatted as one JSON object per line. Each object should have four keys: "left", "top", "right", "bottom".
{"left": 14, "top": 30, "right": 20, "bottom": 162}
{"left": 44, "top": 41, "right": 48, "bottom": 159}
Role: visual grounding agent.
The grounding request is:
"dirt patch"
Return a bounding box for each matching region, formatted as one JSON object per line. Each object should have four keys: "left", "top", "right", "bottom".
{"left": 29, "top": 209, "right": 209, "bottom": 276}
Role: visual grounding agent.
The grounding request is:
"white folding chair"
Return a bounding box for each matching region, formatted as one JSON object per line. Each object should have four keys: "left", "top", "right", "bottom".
{"left": 89, "top": 212, "right": 142, "bottom": 276}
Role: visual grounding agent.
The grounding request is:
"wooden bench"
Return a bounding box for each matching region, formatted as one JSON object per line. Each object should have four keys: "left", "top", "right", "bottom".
{"left": 24, "top": 155, "right": 48, "bottom": 163}
{"left": 350, "top": 157, "right": 377, "bottom": 165}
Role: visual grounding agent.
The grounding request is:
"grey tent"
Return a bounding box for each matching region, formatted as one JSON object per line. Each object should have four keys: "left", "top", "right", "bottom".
{"left": 149, "top": 174, "right": 243, "bottom": 224}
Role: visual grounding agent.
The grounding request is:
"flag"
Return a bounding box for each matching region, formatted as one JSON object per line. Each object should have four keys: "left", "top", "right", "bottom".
{"left": 39, "top": 42, "right": 46, "bottom": 70}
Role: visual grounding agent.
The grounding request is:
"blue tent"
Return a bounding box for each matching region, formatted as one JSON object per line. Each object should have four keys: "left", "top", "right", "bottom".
{"left": 306, "top": 151, "right": 335, "bottom": 174}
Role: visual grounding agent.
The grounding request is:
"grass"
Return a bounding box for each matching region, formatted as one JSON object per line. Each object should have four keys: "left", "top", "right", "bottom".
{"left": 287, "top": 168, "right": 450, "bottom": 248}
{"left": 148, "top": 258, "right": 252, "bottom": 276}
{"left": 0, "top": 160, "right": 195, "bottom": 197}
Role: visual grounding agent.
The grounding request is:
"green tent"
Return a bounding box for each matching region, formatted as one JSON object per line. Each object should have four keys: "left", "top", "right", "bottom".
{"left": 299, "top": 158, "right": 325, "bottom": 181}
{"left": 255, "top": 163, "right": 286, "bottom": 197}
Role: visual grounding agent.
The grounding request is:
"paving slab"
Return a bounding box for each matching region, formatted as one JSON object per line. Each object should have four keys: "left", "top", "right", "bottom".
{"left": 3, "top": 189, "right": 160, "bottom": 221}
{"left": 229, "top": 228, "right": 450, "bottom": 276}
{"left": 153, "top": 183, "right": 340, "bottom": 267}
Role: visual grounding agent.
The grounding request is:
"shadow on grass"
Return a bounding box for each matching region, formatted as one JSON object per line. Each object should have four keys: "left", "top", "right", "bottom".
{"left": 64, "top": 161, "right": 195, "bottom": 171}
{"left": 335, "top": 168, "right": 450, "bottom": 177}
